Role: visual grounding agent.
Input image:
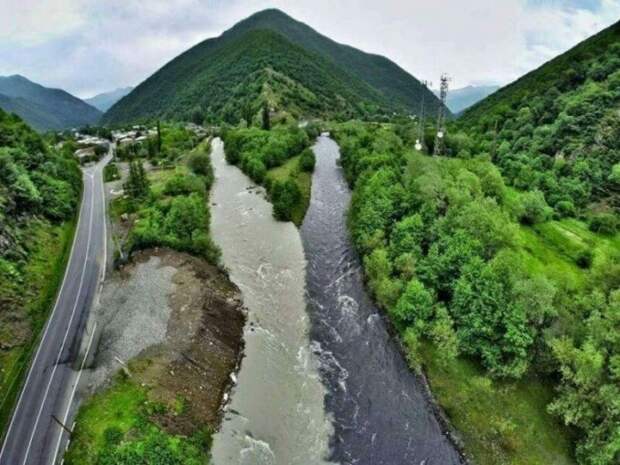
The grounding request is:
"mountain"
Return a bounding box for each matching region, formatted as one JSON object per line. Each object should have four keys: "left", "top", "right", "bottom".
{"left": 103, "top": 9, "right": 446, "bottom": 125}
{"left": 0, "top": 75, "right": 101, "bottom": 131}
{"left": 436, "top": 85, "right": 499, "bottom": 114}
{"left": 85, "top": 86, "right": 133, "bottom": 112}
{"left": 457, "top": 19, "right": 620, "bottom": 211}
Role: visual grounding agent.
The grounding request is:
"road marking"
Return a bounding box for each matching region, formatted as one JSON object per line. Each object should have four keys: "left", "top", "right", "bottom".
{"left": 50, "top": 321, "right": 97, "bottom": 464}
{"left": 51, "top": 151, "right": 112, "bottom": 465}
{"left": 0, "top": 167, "right": 89, "bottom": 463}
{"left": 20, "top": 174, "right": 96, "bottom": 465}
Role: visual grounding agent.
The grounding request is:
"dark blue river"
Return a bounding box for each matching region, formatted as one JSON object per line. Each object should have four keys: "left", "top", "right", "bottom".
{"left": 301, "top": 135, "right": 463, "bottom": 465}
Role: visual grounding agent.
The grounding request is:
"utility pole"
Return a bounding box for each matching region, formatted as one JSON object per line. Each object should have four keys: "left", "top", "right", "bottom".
{"left": 415, "top": 80, "right": 431, "bottom": 152}
{"left": 433, "top": 73, "right": 450, "bottom": 156}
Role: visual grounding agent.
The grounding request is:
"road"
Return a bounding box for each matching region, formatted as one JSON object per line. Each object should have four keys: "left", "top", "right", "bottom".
{"left": 0, "top": 150, "right": 110, "bottom": 465}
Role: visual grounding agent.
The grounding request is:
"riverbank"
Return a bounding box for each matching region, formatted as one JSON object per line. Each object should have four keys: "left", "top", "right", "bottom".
{"left": 65, "top": 248, "right": 245, "bottom": 464}
{"left": 65, "top": 133, "right": 246, "bottom": 464}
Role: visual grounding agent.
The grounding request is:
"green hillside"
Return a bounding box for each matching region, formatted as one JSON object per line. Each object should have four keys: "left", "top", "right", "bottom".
{"left": 0, "top": 109, "right": 81, "bottom": 431}
{"left": 458, "top": 20, "right": 620, "bottom": 213}
{"left": 225, "top": 9, "right": 442, "bottom": 115}
{"left": 103, "top": 9, "right": 446, "bottom": 125}
{"left": 0, "top": 75, "right": 101, "bottom": 131}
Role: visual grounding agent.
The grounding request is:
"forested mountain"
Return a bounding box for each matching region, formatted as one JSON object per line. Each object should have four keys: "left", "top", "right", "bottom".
{"left": 458, "top": 20, "right": 620, "bottom": 214}
{"left": 0, "top": 75, "right": 101, "bottom": 131}
{"left": 439, "top": 85, "right": 499, "bottom": 114}
{"left": 103, "top": 9, "right": 446, "bottom": 125}
{"left": 85, "top": 86, "right": 133, "bottom": 112}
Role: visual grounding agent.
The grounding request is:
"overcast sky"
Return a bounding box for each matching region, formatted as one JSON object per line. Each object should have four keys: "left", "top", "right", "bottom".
{"left": 1, "top": 0, "right": 619, "bottom": 98}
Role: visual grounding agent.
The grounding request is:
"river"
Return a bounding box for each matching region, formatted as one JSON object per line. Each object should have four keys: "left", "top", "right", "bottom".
{"left": 209, "top": 138, "right": 335, "bottom": 465}
{"left": 300, "top": 135, "right": 463, "bottom": 465}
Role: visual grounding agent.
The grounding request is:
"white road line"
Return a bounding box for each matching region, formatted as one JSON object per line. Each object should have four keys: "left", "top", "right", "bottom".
{"left": 50, "top": 321, "right": 97, "bottom": 464}
{"left": 51, "top": 151, "right": 111, "bottom": 465}
{"left": 21, "top": 175, "right": 96, "bottom": 465}
{"left": 0, "top": 168, "right": 89, "bottom": 462}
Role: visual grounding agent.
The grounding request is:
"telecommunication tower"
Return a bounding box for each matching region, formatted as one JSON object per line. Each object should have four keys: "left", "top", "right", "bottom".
{"left": 415, "top": 80, "right": 431, "bottom": 152}
{"left": 433, "top": 73, "right": 450, "bottom": 156}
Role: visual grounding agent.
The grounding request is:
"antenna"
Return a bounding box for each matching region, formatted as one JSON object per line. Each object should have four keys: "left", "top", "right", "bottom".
{"left": 433, "top": 73, "right": 450, "bottom": 156}
{"left": 415, "top": 80, "right": 431, "bottom": 152}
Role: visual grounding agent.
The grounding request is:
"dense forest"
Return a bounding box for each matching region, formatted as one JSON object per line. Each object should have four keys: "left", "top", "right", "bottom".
{"left": 458, "top": 21, "right": 620, "bottom": 219}
{"left": 332, "top": 119, "right": 619, "bottom": 465}
{"left": 0, "top": 109, "right": 81, "bottom": 430}
{"left": 102, "top": 9, "right": 447, "bottom": 126}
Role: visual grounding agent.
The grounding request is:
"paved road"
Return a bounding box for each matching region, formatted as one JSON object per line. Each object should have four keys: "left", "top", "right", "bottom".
{"left": 0, "top": 150, "right": 110, "bottom": 465}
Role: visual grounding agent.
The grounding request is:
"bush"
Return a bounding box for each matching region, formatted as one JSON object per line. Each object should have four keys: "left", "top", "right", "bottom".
{"left": 299, "top": 148, "right": 316, "bottom": 172}
{"left": 517, "top": 190, "right": 552, "bottom": 225}
{"left": 575, "top": 249, "right": 593, "bottom": 269}
{"left": 555, "top": 200, "right": 576, "bottom": 218}
{"left": 588, "top": 212, "right": 618, "bottom": 235}
{"left": 271, "top": 178, "right": 301, "bottom": 221}
{"left": 163, "top": 174, "right": 206, "bottom": 197}
{"left": 187, "top": 150, "right": 213, "bottom": 180}
{"left": 103, "top": 163, "right": 120, "bottom": 182}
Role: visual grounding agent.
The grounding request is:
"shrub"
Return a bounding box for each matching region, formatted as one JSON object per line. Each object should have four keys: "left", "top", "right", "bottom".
{"left": 271, "top": 178, "right": 301, "bottom": 221}
{"left": 103, "top": 163, "right": 120, "bottom": 182}
{"left": 517, "top": 190, "right": 552, "bottom": 225}
{"left": 163, "top": 174, "right": 206, "bottom": 197}
{"left": 588, "top": 212, "right": 618, "bottom": 235}
{"left": 299, "top": 148, "right": 316, "bottom": 172}
{"left": 187, "top": 150, "right": 213, "bottom": 179}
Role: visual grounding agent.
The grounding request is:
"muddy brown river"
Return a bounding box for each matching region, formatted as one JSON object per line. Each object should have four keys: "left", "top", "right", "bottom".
{"left": 210, "top": 138, "right": 335, "bottom": 465}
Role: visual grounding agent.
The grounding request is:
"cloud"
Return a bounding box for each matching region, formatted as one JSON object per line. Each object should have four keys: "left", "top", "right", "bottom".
{"left": 0, "top": 0, "right": 85, "bottom": 45}
{"left": 0, "top": 0, "right": 617, "bottom": 97}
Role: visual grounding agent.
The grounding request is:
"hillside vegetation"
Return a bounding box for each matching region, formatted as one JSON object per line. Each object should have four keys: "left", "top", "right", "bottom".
{"left": 103, "top": 9, "right": 446, "bottom": 126}
{"left": 0, "top": 75, "right": 101, "bottom": 131}
{"left": 332, "top": 120, "right": 618, "bottom": 465}
{"left": 0, "top": 109, "right": 81, "bottom": 431}
{"left": 458, "top": 20, "right": 620, "bottom": 217}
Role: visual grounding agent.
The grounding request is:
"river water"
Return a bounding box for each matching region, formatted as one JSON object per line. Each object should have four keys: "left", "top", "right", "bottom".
{"left": 300, "top": 136, "right": 462, "bottom": 465}
{"left": 209, "top": 138, "right": 335, "bottom": 465}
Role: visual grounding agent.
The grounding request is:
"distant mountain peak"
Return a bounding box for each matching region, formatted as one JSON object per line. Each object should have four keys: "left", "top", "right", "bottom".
{"left": 0, "top": 75, "right": 101, "bottom": 131}
{"left": 104, "top": 9, "right": 447, "bottom": 125}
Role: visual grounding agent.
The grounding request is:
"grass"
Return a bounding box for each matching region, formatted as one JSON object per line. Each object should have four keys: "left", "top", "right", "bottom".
{"left": 421, "top": 343, "right": 577, "bottom": 465}
{"left": 64, "top": 375, "right": 147, "bottom": 464}
{"left": 266, "top": 154, "right": 312, "bottom": 226}
{"left": 65, "top": 369, "right": 212, "bottom": 465}
{"left": 0, "top": 218, "right": 76, "bottom": 435}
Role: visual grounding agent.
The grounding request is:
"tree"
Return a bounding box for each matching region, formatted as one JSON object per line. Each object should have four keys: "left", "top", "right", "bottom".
{"left": 451, "top": 252, "right": 541, "bottom": 378}
{"left": 517, "top": 190, "right": 552, "bottom": 225}
{"left": 271, "top": 178, "right": 300, "bottom": 221}
{"left": 262, "top": 103, "right": 271, "bottom": 131}
{"left": 156, "top": 120, "right": 162, "bottom": 154}
{"left": 391, "top": 279, "right": 435, "bottom": 328}
{"left": 548, "top": 290, "right": 620, "bottom": 465}
{"left": 124, "top": 160, "right": 150, "bottom": 199}
{"left": 299, "top": 148, "right": 315, "bottom": 172}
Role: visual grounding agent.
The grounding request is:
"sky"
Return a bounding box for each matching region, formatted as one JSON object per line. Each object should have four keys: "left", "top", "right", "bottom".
{"left": 1, "top": 0, "right": 619, "bottom": 98}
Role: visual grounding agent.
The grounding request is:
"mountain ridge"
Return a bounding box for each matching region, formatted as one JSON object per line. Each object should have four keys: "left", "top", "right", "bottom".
{"left": 0, "top": 75, "right": 101, "bottom": 131}
{"left": 103, "top": 9, "right": 447, "bottom": 125}
{"left": 85, "top": 86, "right": 133, "bottom": 112}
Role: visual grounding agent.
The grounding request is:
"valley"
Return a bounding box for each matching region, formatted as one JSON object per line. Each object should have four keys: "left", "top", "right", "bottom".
{"left": 0, "top": 5, "right": 619, "bottom": 465}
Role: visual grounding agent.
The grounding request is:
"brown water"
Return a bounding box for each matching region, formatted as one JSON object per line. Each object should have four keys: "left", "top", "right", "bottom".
{"left": 209, "top": 138, "right": 335, "bottom": 465}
